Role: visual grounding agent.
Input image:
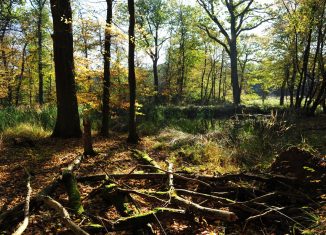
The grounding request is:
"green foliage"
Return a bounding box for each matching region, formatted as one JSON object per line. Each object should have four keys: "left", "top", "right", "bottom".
{"left": 0, "top": 106, "right": 56, "bottom": 132}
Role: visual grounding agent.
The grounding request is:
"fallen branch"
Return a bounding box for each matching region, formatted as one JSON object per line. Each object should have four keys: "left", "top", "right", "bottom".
{"left": 132, "top": 150, "right": 161, "bottom": 172}
{"left": 12, "top": 171, "right": 32, "bottom": 235}
{"left": 172, "top": 194, "right": 238, "bottom": 222}
{"left": 0, "top": 154, "right": 84, "bottom": 230}
{"left": 246, "top": 207, "right": 285, "bottom": 222}
{"left": 112, "top": 208, "right": 186, "bottom": 231}
{"left": 39, "top": 196, "right": 89, "bottom": 235}
{"left": 167, "top": 163, "right": 237, "bottom": 222}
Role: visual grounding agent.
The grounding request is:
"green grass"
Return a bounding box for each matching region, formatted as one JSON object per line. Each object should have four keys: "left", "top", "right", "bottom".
{"left": 0, "top": 106, "right": 57, "bottom": 132}
{"left": 3, "top": 123, "right": 50, "bottom": 140}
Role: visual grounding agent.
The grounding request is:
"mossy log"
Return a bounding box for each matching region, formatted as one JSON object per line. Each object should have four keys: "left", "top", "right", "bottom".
{"left": 132, "top": 149, "right": 161, "bottom": 172}
{"left": 101, "top": 183, "right": 133, "bottom": 216}
{"left": 62, "top": 169, "right": 84, "bottom": 214}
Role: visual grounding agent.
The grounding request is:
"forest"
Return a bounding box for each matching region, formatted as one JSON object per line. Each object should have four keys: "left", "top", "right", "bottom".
{"left": 0, "top": 0, "right": 325, "bottom": 234}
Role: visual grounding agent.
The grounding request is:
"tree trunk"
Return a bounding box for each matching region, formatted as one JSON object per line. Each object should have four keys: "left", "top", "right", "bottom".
{"left": 50, "top": 0, "right": 82, "bottom": 138}
{"left": 229, "top": 40, "right": 241, "bottom": 105}
{"left": 37, "top": 10, "right": 44, "bottom": 105}
{"left": 15, "top": 43, "right": 28, "bottom": 106}
{"left": 178, "top": 26, "right": 186, "bottom": 103}
{"left": 289, "top": 59, "right": 297, "bottom": 108}
{"left": 100, "top": 0, "right": 112, "bottom": 137}
{"left": 280, "top": 64, "right": 289, "bottom": 106}
{"left": 305, "top": 4, "right": 325, "bottom": 109}
{"left": 218, "top": 50, "right": 224, "bottom": 102}
{"left": 153, "top": 57, "right": 159, "bottom": 103}
{"left": 296, "top": 29, "right": 312, "bottom": 109}
{"left": 127, "top": 0, "right": 139, "bottom": 144}
{"left": 200, "top": 45, "right": 208, "bottom": 102}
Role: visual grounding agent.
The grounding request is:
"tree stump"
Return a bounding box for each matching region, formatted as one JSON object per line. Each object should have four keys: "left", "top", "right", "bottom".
{"left": 83, "top": 116, "right": 96, "bottom": 156}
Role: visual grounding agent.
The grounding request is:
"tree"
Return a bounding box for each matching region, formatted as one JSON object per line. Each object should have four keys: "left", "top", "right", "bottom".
{"left": 50, "top": 0, "right": 81, "bottom": 138}
{"left": 101, "top": 0, "right": 113, "bottom": 137}
{"left": 136, "top": 0, "right": 169, "bottom": 103}
{"left": 197, "top": 0, "right": 272, "bottom": 105}
{"left": 0, "top": 0, "right": 23, "bottom": 105}
{"left": 29, "top": 0, "right": 47, "bottom": 105}
{"left": 127, "top": 0, "right": 139, "bottom": 143}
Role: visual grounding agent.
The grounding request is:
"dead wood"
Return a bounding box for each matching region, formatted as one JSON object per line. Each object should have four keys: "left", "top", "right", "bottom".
{"left": 132, "top": 149, "right": 161, "bottom": 172}
{"left": 171, "top": 194, "right": 238, "bottom": 222}
{"left": 83, "top": 116, "right": 96, "bottom": 156}
{"left": 167, "top": 162, "right": 238, "bottom": 222}
{"left": 12, "top": 172, "right": 32, "bottom": 235}
{"left": 111, "top": 207, "right": 186, "bottom": 231}
{"left": 0, "top": 154, "right": 84, "bottom": 231}
{"left": 62, "top": 169, "right": 84, "bottom": 214}
{"left": 39, "top": 195, "right": 89, "bottom": 235}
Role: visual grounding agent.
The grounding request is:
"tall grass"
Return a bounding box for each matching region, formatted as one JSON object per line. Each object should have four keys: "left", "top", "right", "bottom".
{"left": 0, "top": 106, "right": 57, "bottom": 132}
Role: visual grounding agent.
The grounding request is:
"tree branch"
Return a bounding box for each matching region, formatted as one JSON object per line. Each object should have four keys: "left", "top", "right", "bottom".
{"left": 198, "top": 25, "right": 230, "bottom": 55}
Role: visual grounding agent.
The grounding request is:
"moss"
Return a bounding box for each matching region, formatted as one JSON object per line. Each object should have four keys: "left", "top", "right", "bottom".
{"left": 102, "top": 184, "right": 133, "bottom": 216}
{"left": 132, "top": 149, "right": 161, "bottom": 172}
{"left": 62, "top": 169, "right": 84, "bottom": 214}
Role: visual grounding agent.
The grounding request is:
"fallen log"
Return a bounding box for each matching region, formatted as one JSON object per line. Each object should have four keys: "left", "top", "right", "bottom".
{"left": 39, "top": 196, "right": 89, "bottom": 235}
{"left": 62, "top": 169, "right": 84, "bottom": 214}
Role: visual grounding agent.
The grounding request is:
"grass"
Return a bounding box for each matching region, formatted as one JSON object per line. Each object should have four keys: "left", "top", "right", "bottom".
{"left": 2, "top": 123, "right": 50, "bottom": 140}
{"left": 0, "top": 104, "right": 324, "bottom": 173}
{"left": 0, "top": 106, "right": 57, "bottom": 132}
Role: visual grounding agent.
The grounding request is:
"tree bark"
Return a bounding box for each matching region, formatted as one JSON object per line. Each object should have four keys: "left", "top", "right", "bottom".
{"left": 37, "top": 6, "right": 44, "bottom": 105}
{"left": 230, "top": 40, "right": 241, "bottom": 105}
{"left": 200, "top": 44, "right": 208, "bottom": 102}
{"left": 50, "top": 0, "right": 81, "bottom": 138}
{"left": 153, "top": 57, "right": 159, "bottom": 103}
{"left": 101, "top": 0, "right": 113, "bottom": 137}
{"left": 280, "top": 64, "right": 289, "bottom": 106}
{"left": 296, "top": 29, "right": 312, "bottom": 109}
{"left": 127, "top": 0, "right": 139, "bottom": 144}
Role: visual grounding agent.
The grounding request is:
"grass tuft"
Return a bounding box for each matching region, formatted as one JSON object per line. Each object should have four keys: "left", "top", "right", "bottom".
{"left": 3, "top": 123, "right": 50, "bottom": 140}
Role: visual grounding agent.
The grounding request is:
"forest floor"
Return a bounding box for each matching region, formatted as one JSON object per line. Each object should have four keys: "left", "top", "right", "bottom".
{"left": 0, "top": 112, "right": 325, "bottom": 234}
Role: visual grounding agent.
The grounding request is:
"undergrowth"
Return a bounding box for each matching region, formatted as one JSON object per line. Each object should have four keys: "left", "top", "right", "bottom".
{"left": 3, "top": 123, "right": 50, "bottom": 140}
{"left": 0, "top": 106, "right": 56, "bottom": 132}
